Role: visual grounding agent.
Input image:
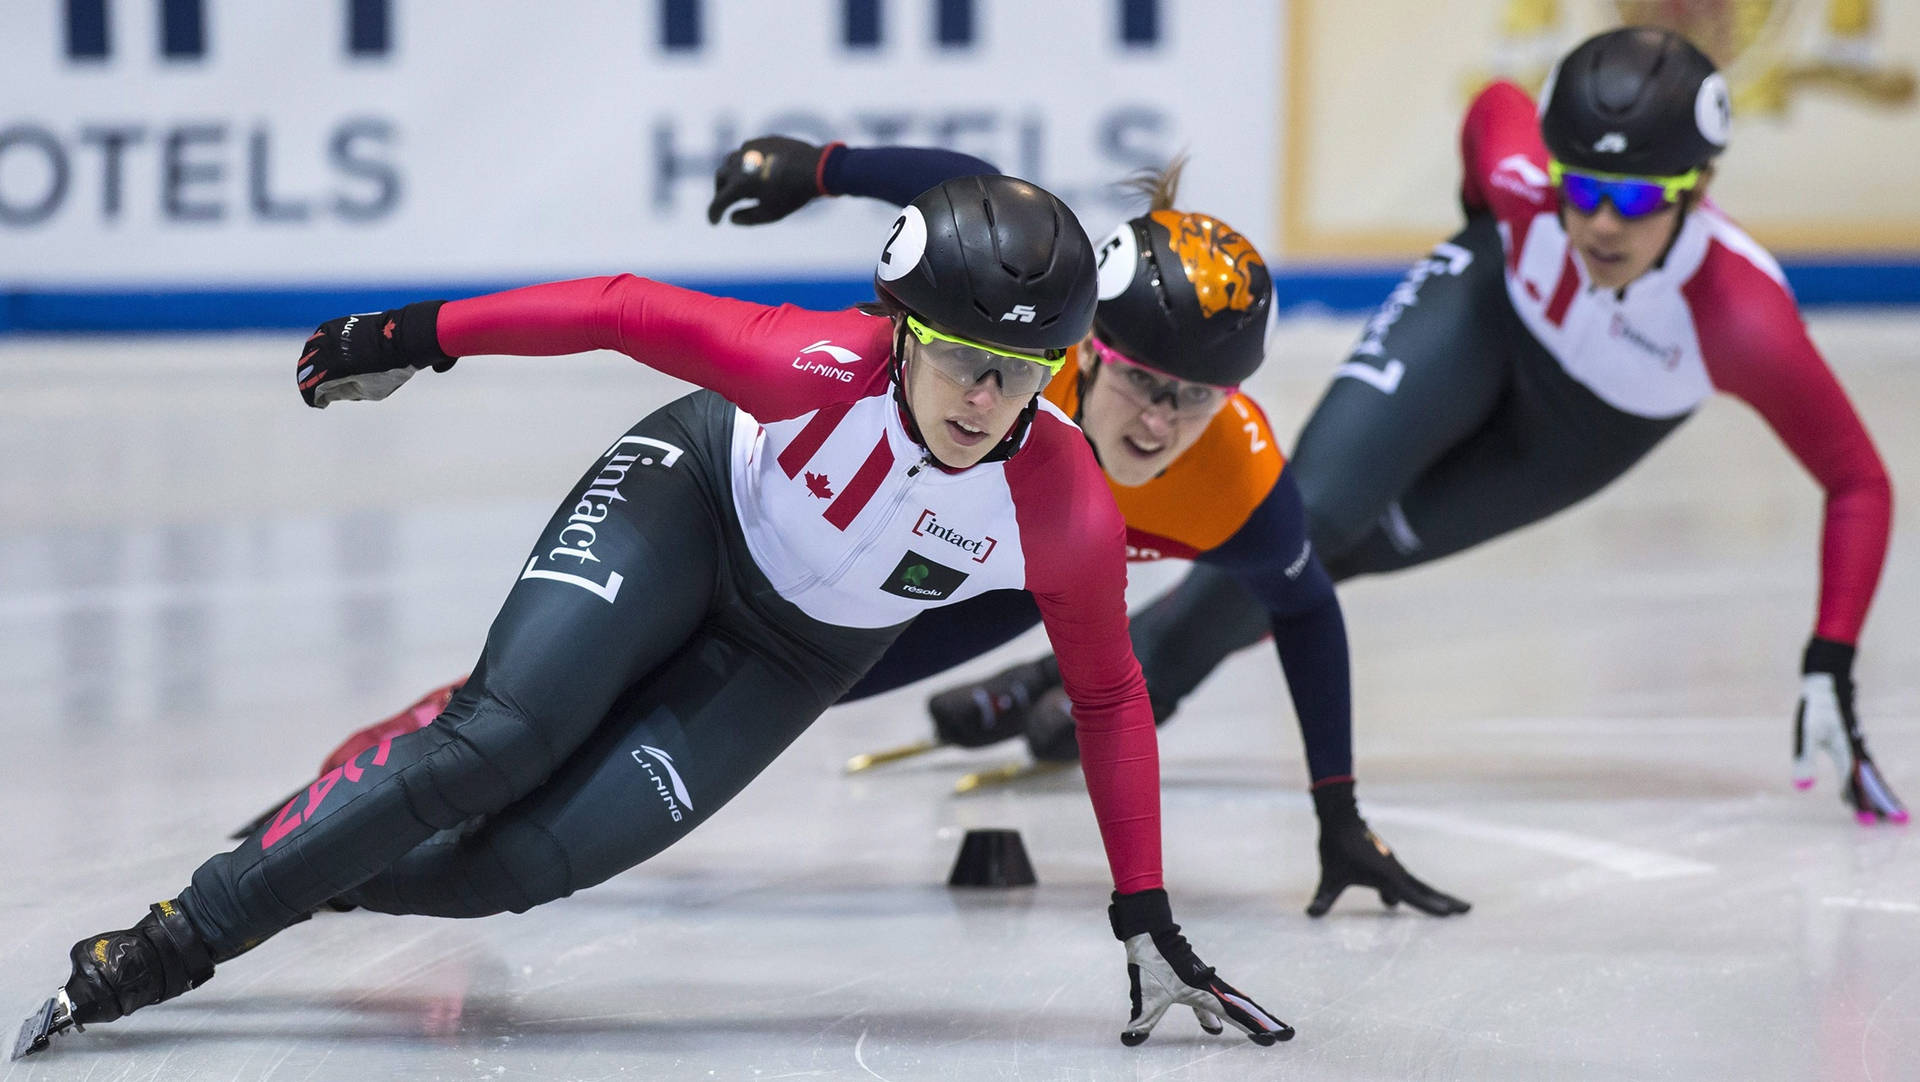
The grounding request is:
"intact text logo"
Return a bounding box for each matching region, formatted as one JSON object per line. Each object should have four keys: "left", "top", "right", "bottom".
{"left": 911, "top": 508, "right": 997, "bottom": 563}
{"left": 520, "top": 434, "right": 685, "bottom": 602}
{"left": 1000, "top": 304, "right": 1036, "bottom": 323}
{"left": 1609, "top": 313, "right": 1682, "bottom": 370}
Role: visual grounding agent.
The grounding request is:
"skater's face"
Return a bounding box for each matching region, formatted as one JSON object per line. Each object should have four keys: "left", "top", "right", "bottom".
{"left": 1558, "top": 166, "right": 1711, "bottom": 290}
{"left": 1077, "top": 338, "right": 1230, "bottom": 487}
{"left": 899, "top": 325, "right": 1042, "bottom": 468}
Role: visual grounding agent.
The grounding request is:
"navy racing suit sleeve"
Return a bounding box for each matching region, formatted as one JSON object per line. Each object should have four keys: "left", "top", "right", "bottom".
{"left": 840, "top": 590, "right": 1043, "bottom": 702}
{"left": 1196, "top": 470, "right": 1355, "bottom": 785}
{"left": 820, "top": 145, "right": 1003, "bottom": 208}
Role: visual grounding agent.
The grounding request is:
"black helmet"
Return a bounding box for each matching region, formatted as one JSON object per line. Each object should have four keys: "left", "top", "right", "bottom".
{"left": 873, "top": 174, "right": 1097, "bottom": 355}
{"left": 1541, "top": 26, "right": 1729, "bottom": 177}
{"left": 1090, "top": 210, "right": 1271, "bottom": 387}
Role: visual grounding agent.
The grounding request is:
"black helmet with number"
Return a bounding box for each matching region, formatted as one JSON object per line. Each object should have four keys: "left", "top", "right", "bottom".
{"left": 1091, "top": 209, "right": 1272, "bottom": 387}
{"left": 873, "top": 174, "right": 1097, "bottom": 355}
{"left": 1540, "top": 26, "right": 1730, "bottom": 177}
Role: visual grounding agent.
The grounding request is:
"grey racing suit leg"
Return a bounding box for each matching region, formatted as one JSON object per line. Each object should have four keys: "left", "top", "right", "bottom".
{"left": 178, "top": 392, "right": 897, "bottom": 954}
{"left": 1295, "top": 217, "right": 1685, "bottom": 580}
{"left": 1096, "top": 219, "right": 1519, "bottom": 718}
{"left": 1117, "top": 215, "right": 1684, "bottom": 720}
{"left": 1290, "top": 215, "right": 1516, "bottom": 573}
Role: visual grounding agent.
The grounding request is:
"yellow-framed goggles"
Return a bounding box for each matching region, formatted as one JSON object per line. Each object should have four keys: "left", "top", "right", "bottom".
{"left": 903, "top": 314, "right": 1066, "bottom": 397}
{"left": 1547, "top": 158, "right": 1703, "bottom": 219}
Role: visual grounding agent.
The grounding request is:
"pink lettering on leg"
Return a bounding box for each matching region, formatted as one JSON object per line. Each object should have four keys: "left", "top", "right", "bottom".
{"left": 261, "top": 797, "right": 304, "bottom": 850}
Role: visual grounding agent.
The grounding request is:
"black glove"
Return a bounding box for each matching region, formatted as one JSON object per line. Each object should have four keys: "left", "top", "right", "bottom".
{"left": 1108, "top": 888, "right": 1292, "bottom": 1047}
{"left": 706, "top": 136, "right": 836, "bottom": 226}
{"left": 297, "top": 301, "right": 455, "bottom": 409}
{"left": 1794, "top": 637, "right": 1908, "bottom": 823}
{"left": 926, "top": 657, "right": 1058, "bottom": 748}
{"left": 1306, "top": 780, "right": 1471, "bottom": 917}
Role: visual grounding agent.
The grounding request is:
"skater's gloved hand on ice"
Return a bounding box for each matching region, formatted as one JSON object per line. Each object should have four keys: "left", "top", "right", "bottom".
{"left": 1306, "top": 780, "right": 1470, "bottom": 918}
{"left": 1794, "top": 637, "right": 1908, "bottom": 824}
{"left": 298, "top": 301, "right": 456, "bottom": 409}
{"left": 1108, "top": 888, "right": 1292, "bottom": 1047}
{"left": 707, "top": 136, "right": 832, "bottom": 227}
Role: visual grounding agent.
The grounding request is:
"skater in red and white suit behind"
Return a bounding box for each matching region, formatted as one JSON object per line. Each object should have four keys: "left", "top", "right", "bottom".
{"left": 1134, "top": 25, "right": 1904, "bottom": 823}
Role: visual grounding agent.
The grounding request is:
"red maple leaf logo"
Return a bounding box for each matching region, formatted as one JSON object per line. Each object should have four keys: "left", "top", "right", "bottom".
{"left": 383, "top": 319, "right": 397, "bottom": 340}
{"left": 804, "top": 472, "right": 834, "bottom": 500}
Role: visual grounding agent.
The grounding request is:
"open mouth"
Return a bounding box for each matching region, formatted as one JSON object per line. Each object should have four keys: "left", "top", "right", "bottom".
{"left": 946, "top": 418, "right": 991, "bottom": 446}
{"left": 1122, "top": 435, "right": 1167, "bottom": 457}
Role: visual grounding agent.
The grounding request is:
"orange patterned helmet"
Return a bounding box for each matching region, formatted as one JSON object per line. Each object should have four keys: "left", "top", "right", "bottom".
{"left": 1089, "top": 209, "right": 1272, "bottom": 387}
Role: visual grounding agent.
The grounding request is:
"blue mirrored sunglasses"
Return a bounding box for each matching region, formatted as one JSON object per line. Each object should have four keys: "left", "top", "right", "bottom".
{"left": 1548, "top": 158, "right": 1702, "bottom": 219}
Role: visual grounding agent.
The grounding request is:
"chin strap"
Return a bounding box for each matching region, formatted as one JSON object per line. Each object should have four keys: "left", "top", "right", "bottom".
{"left": 888, "top": 322, "right": 1040, "bottom": 468}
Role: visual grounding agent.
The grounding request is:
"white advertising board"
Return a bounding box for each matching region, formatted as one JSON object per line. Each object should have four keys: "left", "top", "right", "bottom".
{"left": 0, "top": 1, "right": 1282, "bottom": 290}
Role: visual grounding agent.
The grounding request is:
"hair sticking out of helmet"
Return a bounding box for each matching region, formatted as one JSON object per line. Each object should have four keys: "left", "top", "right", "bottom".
{"left": 1089, "top": 155, "right": 1272, "bottom": 388}
{"left": 1540, "top": 26, "right": 1728, "bottom": 178}
{"left": 1115, "top": 152, "right": 1190, "bottom": 215}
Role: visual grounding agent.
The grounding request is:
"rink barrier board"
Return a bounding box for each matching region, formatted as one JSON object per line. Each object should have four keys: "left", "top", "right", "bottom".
{"left": 4, "top": 262, "right": 1920, "bottom": 333}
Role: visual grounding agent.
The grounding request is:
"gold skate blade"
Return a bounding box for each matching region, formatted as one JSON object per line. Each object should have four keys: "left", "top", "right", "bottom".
{"left": 953, "top": 760, "right": 1071, "bottom": 794}
{"left": 844, "top": 739, "right": 943, "bottom": 774}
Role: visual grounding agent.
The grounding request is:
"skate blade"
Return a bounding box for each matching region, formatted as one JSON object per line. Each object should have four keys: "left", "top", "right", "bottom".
{"left": 844, "top": 739, "right": 944, "bottom": 774}
{"left": 11, "top": 991, "right": 76, "bottom": 1061}
{"left": 954, "top": 760, "right": 1071, "bottom": 794}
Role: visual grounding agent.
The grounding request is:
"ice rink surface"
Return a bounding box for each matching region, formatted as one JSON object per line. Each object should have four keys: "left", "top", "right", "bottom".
{"left": 2, "top": 311, "right": 1916, "bottom": 1081}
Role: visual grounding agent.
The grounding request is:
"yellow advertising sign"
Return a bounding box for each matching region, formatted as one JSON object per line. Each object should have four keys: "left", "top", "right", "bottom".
{"left": 1281, "top": 0, "right": 1920, "bottom": 260}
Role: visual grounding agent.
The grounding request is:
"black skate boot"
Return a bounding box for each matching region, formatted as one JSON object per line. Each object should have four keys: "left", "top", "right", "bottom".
{"left": 927, "top": 657, "right": 1061, "bottom": 748}
{"left": 11, "top": 899, "right": 213, "bottom": 1060}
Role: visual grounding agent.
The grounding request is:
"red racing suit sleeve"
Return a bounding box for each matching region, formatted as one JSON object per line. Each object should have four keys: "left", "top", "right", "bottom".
{"left": 436, "top": 275, "right": 891, "bottom": 422}
{"left": 1008, "top": 412, "right": 1163, "bottom": 894}
{"left": 1460, "top": 80, "right": 1555, "bottom": 245}
{"left": 1686, "top": 248, "right": 1894, "bottom": 645}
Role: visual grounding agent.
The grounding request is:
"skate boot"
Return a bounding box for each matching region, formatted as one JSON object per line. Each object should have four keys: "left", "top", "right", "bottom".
{"left": 927, "top": 657, "right": 1061, "bottom": 749}
{"left": 12, "top": 900, "right": 213, "bottom": 1060}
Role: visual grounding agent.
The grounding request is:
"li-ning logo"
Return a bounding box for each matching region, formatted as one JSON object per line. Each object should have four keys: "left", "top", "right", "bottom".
{"left": 1000, "top": 304, "right": 1036, "bottom": 323}
{"left": 631, "top": 744, "right": 693, "bottom": 823}
{"left": 519, "top": 435, "right": 685, "bottom": 602}
{"left": 1593, "top": 132, "right": 1628, "bottom": 153}
{"left": 792, "top": 339, "right": 860, "bottom": 382}
{"left": 912, "top": 508, "right": 997, "bottom": 563}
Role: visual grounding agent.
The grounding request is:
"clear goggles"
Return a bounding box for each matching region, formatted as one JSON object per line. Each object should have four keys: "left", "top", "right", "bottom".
{"left": 1548, "top": 158, "right": 1703, "bottom": 219}
{"left": 1089, "top": 336, "right": 1232, "bottom": 417}
{"left": 903, "top": 315, "right": 1065, "bottom": 398}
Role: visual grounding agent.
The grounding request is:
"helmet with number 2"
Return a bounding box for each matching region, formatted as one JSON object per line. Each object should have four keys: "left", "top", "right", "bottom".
{"left": 873, "top": 175, "right": 1098, "bottom": 355}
